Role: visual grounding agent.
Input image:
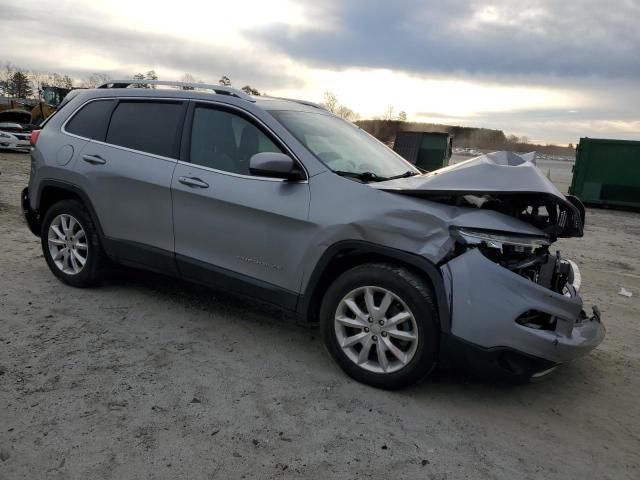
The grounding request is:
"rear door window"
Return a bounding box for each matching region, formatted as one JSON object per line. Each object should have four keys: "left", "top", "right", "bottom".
{"left": 65, "top": 99, "right": 116, "bottom": 141}
{"left": 106, "top": 101, "right": 185, "bottom": 158}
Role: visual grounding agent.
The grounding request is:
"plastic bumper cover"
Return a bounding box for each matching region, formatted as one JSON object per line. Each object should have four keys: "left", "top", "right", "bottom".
{"left": 441, "top": 248, "right": 605, "bottom": 364}
{"left": 21, "top": 187, "right": 41, "bottom": 236}
{"left": 0, "top": 139, "right": 30, "bottom": 150}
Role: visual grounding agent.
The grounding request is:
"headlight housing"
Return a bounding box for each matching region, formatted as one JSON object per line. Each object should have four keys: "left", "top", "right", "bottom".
{"left": 451, "top": 227, "right": 550, "bottom": 249}
{"left": 449, "top": 228, "right": 575, "bottom": 295}
{"left": 0, "top": 132, "right": 11, "bottom": 138}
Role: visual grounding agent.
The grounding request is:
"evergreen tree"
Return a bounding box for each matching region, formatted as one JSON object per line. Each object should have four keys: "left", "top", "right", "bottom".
{"left": 7, "top": 71, "right": 33, "bottom": 98}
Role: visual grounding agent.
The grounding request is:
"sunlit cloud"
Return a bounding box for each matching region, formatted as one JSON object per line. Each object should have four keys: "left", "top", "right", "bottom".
{"left": 271, "top": 68, "right": 585, "bottom": 120}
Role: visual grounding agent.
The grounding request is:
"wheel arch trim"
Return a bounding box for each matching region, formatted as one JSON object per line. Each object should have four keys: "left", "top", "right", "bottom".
{"left": 34, "top": 179, "right": 106, "bottom": 239}
{"left": 297, "top": 240, "right": 451, "bottom": 332}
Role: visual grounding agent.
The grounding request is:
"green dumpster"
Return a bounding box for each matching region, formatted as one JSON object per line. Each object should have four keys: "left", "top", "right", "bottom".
{"left": 393, "top": 131, "right": 452, "bottom": 171}
{"left": 569, "top": 137, "right": 640, "bottom": 208}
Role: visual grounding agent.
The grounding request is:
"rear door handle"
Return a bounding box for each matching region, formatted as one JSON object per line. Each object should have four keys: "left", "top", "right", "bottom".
{"left": 82, "top": 154, "right": 106, "bottom": 165}
{"left": 178, "top": 176, "right": 209, "bottom": 188}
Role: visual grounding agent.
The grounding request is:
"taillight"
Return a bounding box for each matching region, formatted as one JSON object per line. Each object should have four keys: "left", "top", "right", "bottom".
{"left": 30, "top": 129, "right": 41, "bottom": 146}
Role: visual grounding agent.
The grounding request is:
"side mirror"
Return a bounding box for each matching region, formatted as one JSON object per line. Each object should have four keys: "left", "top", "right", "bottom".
{"left": 249, "top": 152, "right": 304, "bottom": 180}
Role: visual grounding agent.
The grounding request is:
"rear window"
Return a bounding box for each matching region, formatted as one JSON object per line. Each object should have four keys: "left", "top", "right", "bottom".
{"left": 65, "top": 99, "right": 115, "bottom": 140}
{"left": 106, "top": 101, "right": 184, "bottom": 158}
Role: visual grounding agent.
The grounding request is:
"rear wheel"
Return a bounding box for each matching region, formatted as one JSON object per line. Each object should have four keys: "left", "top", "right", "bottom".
{"left": 320, "top": 263, "right": 439, "bottom": 389}
{"left": 41, "top": 200, "right": 106, "bottom": 287}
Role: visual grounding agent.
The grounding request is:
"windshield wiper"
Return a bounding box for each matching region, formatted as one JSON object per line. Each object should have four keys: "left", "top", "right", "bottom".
{"left": 333, "top": 171, "right": 388, "bottom": 182}
{"left": 384, "top": 171, "right": 420, "bottom": 181}
{"left": 333, "top": 170, "right": 419, "bottom": 183}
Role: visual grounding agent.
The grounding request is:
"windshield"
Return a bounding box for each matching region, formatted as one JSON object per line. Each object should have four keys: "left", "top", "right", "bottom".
{"left": 269, "top": 110, "right": 419, "bottom": 180}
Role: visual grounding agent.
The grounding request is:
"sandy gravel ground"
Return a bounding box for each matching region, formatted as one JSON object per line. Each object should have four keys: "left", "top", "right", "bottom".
{"left": 1, "top": 150, "right": 639, "bottom": 479}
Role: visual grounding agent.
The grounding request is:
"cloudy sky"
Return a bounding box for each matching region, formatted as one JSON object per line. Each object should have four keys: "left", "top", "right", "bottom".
{"left": 1, "top": 0, "right": 639, "bottom": 144}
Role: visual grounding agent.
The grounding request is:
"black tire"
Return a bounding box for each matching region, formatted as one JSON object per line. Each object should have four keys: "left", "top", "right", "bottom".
{"left": 41, "top": 199, "right": 106, "bottom": 287}
{"left": 320, "top": 263, "right": 439, "bottom": 389}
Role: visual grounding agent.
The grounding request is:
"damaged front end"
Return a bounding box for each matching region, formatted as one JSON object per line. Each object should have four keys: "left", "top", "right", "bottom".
{"left": 450, "top": 226, "right": 580, "bottom": 301}
{"left": 439, "top": 240, "right": 604, "bottom": 377}
{"left": 374, "top": 152, "right": 604, "bottom": 376}
{"left": 440, "top": 223, "right": 603, "bottom": 375}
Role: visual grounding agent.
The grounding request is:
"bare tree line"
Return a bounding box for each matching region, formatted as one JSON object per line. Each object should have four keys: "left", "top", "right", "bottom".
{"left": 0, "top": 60, "right": 570, "bottom": 151}
{"left": 320, "top": 91, "right": 408, "bottom": 123}
{"left": 1, "top": 60, "right": 395, "bottom": 123}
{"left": 320, "top": 91, "right": 359, "bottom": 121}
{"left": 0, "top": 60, "right": 114, "bottom": 101}
{"left": 0, "top": 61, "right": 263, "bottom": 101}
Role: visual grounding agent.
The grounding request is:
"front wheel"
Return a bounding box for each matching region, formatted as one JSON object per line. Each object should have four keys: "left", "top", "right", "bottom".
{"left": 320, "top": 263, "right": 439, "bottom": 389}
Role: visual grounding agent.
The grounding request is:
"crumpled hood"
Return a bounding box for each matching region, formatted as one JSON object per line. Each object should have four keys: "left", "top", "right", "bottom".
{"left": 371, "top": 151, "right": 584, "bottom": 238}
{"left": 373, "top": 151, "right": 562, "bottom": 197}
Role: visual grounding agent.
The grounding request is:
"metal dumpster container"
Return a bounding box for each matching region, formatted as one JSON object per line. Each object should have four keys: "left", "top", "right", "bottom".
{"left": 569, "top": 137, "right": 640, "bottom": 208}
{"left": 393, "top": 131, "right": 452, "bottom": 171}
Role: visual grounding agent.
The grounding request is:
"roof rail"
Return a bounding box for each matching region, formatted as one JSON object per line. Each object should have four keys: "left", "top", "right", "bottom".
{"left": 270, "top": 96, "right": 328, "bottom": 111}
{"left": 97, "top": 80, "right": 253, "bottom": 101}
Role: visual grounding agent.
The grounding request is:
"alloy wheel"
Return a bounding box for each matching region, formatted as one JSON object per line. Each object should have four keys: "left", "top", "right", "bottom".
{"left": 334, "top": 286, "right": 419, "bottom": 374}
{"left": 47, "top": 214, "right": 88, "bottom": 275}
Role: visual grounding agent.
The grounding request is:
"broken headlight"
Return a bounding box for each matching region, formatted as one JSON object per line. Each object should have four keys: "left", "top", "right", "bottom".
{"left": 451, "top": 227, "right": 550, "bottom": 282}
{"left": 450, "top": 227, "right": 575, "bottom": 294}
{"left": 451, "top": 227, "right": 550, "bottom": 249}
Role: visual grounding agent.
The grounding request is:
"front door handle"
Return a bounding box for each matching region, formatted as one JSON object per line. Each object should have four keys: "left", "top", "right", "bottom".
{"left": 178, "top": 176, "right": 209, "bottom": 188}
{"left": 82, "top": 154, "right": 106, "bottom": 165}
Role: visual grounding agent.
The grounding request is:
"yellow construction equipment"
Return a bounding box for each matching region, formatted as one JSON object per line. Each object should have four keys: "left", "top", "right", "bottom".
{"left": 0, "top": 86, "right": 72, "bottom": 126}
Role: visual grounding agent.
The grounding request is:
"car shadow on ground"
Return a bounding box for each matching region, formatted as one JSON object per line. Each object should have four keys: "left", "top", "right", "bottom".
{"left": 102, "top": 263, "right": 601, "bottom": 407}
{"left": 106, "top": 263, "right": 298, "bottom": 325}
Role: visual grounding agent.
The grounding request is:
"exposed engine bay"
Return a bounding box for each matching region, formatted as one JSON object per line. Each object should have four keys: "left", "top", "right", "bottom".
{"left": 449, "top": 226, "right": 575, "bottom": 294}
{"left": 488, "top": 246, "right": 578, "bottom": 331}
{"left": 479, "top": 243, "right": 574, "bottom": 294}
{"left": 429, "top": 191, "right": 585, "bottom": 239}
{"left": 448, "top": 226, "right": 582, "bottom": 332}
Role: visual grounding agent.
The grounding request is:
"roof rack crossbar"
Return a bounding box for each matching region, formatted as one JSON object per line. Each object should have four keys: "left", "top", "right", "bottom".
{"left": 97, "top": 80, "right": 253, "bottom": 101}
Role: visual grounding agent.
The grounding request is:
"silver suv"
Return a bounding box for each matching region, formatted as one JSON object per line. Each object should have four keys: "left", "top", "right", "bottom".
{"left": 22, "top": 80, "right": 604, "bottom": 389}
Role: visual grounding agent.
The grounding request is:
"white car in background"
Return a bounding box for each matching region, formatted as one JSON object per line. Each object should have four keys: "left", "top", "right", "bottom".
{"left": 0, "top": 123, "right": 31, "bottom": 152}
